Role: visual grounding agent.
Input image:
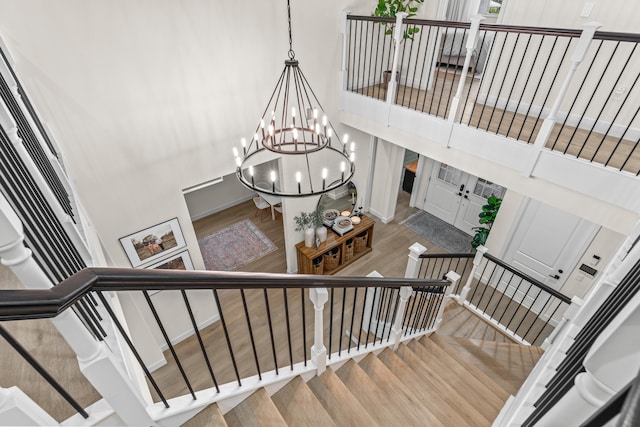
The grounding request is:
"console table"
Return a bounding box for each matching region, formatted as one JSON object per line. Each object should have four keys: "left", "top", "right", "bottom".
{"left": 296, "top": 215, "right": 374, "bottom": 275}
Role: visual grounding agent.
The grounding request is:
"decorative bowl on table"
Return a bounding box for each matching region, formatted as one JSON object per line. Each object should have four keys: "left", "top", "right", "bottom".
{"left": 323, "top": 209, "right": 340, "bottom": 227}
{"left": 332, "top": 216, "right": 354, "bottom": 236}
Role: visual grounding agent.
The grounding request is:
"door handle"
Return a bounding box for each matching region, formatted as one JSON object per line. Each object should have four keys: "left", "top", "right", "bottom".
{"left": 549, "top": 274, "right": 560, "bottom": 279}
{"left": 459, "top": 184, "right": 465, "bottom": 191}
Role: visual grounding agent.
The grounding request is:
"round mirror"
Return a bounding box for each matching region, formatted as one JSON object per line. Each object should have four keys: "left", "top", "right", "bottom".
{"left": 317, "top": 181, "right": 357, "bottom": 215}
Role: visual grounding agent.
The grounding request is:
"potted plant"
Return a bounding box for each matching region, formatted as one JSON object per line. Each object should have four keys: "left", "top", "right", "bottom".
{"left": 373, "top": 0, "right": 425, "bottom": 90}
{"left": 471, "top": 196, "right": 502, "bottom": 250}
{"left": 294, "top": 211, "right": 315, "bottom": 248}
{"left": 312, "top": 200, "right": 328, "bottom": 243}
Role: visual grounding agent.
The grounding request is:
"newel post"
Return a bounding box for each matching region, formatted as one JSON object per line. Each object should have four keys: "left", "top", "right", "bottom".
{"left": 458, "top": 245, "right": 488, "bottom": 304}
{"left": 390, "top": 285, "right": 413, "bottom": 350}
{"left": 434, "top": 271, "right": 461, "bottom": 331}
{"left": 309, "top": 287, "right": 329, "bottom": 375}
{"left": 0, "top": 194, "right": 153, "bottom": 426}
{"left": 404, "top": 242, "right": 427, "bottom": 278}
{"left": 386, "top": 12, "right": 408, "bottom": 108}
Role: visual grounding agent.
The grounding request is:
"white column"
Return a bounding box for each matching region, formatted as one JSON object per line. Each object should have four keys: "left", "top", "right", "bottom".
{"left": 0, "top": 195, "right": 152, "bottom": 426}
{"left": 404, "top": 242, "right": 427, "bottom": 278}
{"left": 447, "top": 14, "right": 484, "bottom": 125}
{"left": 390, "top": 286, "right": 413, "bottom": 350}
{"left": 386, "top": 12, "right": 408, "bottom": 108}
{"left": 541, "top": 296, "right": 583, "bottom": 350}
{"left": 309, "top": 287, "right": 328, "bottom": 375}
{"left": 434, "top": 271, "right": 461, "bottom": 331}
{"left": 457, "top": 245, "right": 488, "bottom": 303}
{"left": 0, "top": 386, "right": 59, "bottom": 426}
{"left": 340, "top": 10, "right": 352, "bottom": 94}
{"left": 525, "top": 22, "right": 602, "bottom": 175}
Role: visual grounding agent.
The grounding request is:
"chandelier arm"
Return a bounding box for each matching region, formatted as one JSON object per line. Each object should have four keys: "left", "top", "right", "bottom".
{"left": 293, "top": 65, "right": 320, "bottom": 147}
{"left": 280, "top": 65, "right": 293, "bottom": 148}
{"left": 256, "top": 67, "right": 288, "bottom": 148}
{"left": 296, "top": 65, "right": 344, "bottom": 148}
{"left": 291, "top": 66, "right": 307, "bottom": 151}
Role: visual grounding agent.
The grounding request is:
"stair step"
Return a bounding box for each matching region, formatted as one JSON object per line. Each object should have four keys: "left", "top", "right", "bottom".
{"left": 437, "top": 301, "right": 513, "bottom": 343}
{"left": 424, "top": 334, "right": 511, "bottom": 401}
{"left": 307, "top": 367, "right": 377, "bottom": 427}
{"left": 357, "top": 352, "right": 445, "bottom": 426}
{"left": 271, "top": 376, "right": 337, "bottom": 427}
{"left": 224, "top": 388, "right": 287, "bottom": 427}
{"left": 440, "top": 335, "right": 543, "bottom": 395}
{"left": 182, "top": 403, "right": 227, "bottom": 427}
{"left": 335, "top": 359, "right": 418, "bottom": 426}
{"left": 388, "top": 344, "right": 493, "bottom": 425}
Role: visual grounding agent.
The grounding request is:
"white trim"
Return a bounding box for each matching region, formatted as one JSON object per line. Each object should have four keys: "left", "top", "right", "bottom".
{"left": 182, "top": 177, "right": 224, "bottom": 194}
{"left": 188, "top": 194, "right": 255, "bottom": 221}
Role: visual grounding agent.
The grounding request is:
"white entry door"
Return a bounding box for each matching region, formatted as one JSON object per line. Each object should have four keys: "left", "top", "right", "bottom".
{"left": 504, "top": 198, "right": 599, "bottom": 293}
{"left": 424, "top": 162, "right": 506, "bottom": 235}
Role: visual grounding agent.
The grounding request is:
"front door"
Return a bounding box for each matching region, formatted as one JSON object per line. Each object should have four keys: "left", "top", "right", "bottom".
{"left": 504, "top": 198, "right": 599, "bottom": 294}
{"left": 424, "top": 162, "right": 506, "bottom": 235}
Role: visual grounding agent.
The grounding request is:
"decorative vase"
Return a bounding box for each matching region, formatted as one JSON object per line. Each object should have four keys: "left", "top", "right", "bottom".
{"left": 304, "top": 227, "right": 315, "bottom": 248}
{"left": 316, "top": 226, "right": 328, "bottom": 243}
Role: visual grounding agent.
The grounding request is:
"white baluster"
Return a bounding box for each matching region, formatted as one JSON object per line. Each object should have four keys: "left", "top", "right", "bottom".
{"left": 0, "top": 194, "right": 152, "bottom": 426}
{"left": 457, "top": 245, "right": 488, "bottom": 304}
{"left": 309, "top": 287, "right": 328, "bottom": 375}
{"left": 404, "top": 242, "right": 427, "bottom": 279}
{"left": 390, "top": 285, "right": 413, "bottom": 350}
{"left": 525, "top": 22, "right": 602, "bottom": 176}
{"left": 0, "top": 386, "right": 59, "bottom": 426}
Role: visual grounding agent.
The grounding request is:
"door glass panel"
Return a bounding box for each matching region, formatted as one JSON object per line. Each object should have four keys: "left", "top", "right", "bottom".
{"left": 473, "top": 178, "right": 506, "bottom": 199}
{"left": 437, "top": 163, "right": 463, "bottom": 186}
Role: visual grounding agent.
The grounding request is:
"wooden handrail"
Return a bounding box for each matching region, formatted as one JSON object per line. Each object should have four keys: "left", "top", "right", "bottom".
{"left": 419, "top": 253, "right": 474, "bottom": 259}
{"left": 0, "top": 267, "right": 449, "bottom": 321}
{"left": 483, "top": 253, "right": 571, "bottom": 304}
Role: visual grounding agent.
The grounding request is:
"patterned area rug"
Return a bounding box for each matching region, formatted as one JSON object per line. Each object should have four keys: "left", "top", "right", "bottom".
{"left": 198, "top": 219, "right": 277, "bottom": 271}
{"left": 401, "top": 210, "right": 473, "bottom": 254}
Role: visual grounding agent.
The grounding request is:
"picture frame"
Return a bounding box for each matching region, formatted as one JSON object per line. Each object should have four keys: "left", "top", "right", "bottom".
{"left": 146, "top": 250, "right": 194, "bottom": 271}
{"left": 119, "top": 218, "right": 186, "bottom": 267}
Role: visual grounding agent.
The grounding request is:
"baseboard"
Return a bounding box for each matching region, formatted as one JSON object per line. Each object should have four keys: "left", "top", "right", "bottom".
{"left": 189, "top": 194, "right": 255, "bottom": 221}
{"left": 368, "top": 207, "right": 394, "bottom": 224}
{"left": 159, "top": 314, "right": 220, "bottom": 352}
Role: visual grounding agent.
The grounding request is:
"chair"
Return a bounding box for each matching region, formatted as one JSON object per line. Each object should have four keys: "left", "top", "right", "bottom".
{"left": 253, "top": 196, "right": 270, "bottom": 222}
{"left": 273, "top": 203, "right": 283, "bottom": 220}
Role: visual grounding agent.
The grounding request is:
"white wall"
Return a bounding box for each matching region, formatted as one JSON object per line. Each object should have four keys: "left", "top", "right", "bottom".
{"left": 183, "top": 173, "right": 254, "bottom": 221}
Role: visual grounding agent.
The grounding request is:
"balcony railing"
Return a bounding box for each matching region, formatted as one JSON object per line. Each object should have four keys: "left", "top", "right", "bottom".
{"left": 344, "top": 15, "right": 640, "bottom": 175}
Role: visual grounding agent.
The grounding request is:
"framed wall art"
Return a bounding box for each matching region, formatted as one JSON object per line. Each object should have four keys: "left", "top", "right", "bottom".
{"left": 146, "top": 250, "right": 194, "bottom": 271}
{"left": 119, "top": 218, "right": 186, "bottom": 267}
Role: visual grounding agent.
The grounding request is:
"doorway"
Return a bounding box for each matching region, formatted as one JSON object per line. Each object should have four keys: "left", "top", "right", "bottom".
{"left": 423, "top": 162, "right": 506, "bottom": 235}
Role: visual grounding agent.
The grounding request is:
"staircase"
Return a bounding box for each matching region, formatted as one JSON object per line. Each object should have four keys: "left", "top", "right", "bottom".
{"left": 184, "top": 333, "right": 543, "bottom": 427}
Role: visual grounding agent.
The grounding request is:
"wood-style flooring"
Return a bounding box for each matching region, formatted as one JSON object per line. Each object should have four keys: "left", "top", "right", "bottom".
{"left": 358, "top": 67, "right": 640, "bottom": 174}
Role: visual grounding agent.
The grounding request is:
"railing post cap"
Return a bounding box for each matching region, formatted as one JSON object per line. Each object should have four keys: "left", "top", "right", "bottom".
{"left": 476, "top": 245, "right": 489, "bottom": 254}
{"left": 445, "top": 271, "right": 461, "bottom": 283}
{"left": 409, "top": 243, "right": 427, "bottom": 255}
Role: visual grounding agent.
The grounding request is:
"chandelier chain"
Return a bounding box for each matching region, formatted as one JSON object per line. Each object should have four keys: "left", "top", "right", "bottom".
{"left": 287, "top": 0, "right": 294, "bottom": 59}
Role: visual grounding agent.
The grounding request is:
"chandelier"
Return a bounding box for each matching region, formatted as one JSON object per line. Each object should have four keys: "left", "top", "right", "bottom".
{"left": 233, "top": 0, "right": 355, "bottom": 198}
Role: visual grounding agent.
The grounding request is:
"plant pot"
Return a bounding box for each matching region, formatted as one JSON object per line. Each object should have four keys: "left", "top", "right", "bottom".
{"left": 304, "top": 227, "right": 315, "bottom": 248}
{"left": 316, "top": 226, "right": 328, "bottom": 243}
{"left": 382, "top": 70, "right": 400, "bottom": 91}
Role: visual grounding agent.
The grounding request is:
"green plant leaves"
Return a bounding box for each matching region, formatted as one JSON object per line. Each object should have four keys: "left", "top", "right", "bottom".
{"left": 471, "top": 196, "right": 502, "bottom": 250}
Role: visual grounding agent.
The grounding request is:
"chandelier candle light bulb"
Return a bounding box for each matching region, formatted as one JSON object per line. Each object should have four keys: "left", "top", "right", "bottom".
{"left": 296, "top": 171, "right": 302, "bottom": 193}
{"left": 270, "top": 170, "right": 276, "bottom": 192}
{"left": 249, "top": 165, "right": 254, "bottom": 185}
{"left": 322, "top": 168, "right": 328, "bottom": 190}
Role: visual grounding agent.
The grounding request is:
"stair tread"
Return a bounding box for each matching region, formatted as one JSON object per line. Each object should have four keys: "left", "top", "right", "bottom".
{"left": 224, "top": 388, "right": 287, "bottom": 427}
{"left": 307, "top": 368, "right": 378, "bottom": 427}
{"left": 357, "top": 353, "right": 446, "bottom": 426}
{"left": 182, "top": 403, "right": 227, "bottom": 427}
{"left": 378, "top": 346, "right": 491, "bottom": 426}
{"left": 335, "top": 359, "right": 419, "bottom": 426}
{"left": 420, "top": 334, "right": 511, "bottom": 401}
{"left": 271, "top": 376, "right": 337, "bottom": 427}
{"left": 438, "top": 335, "right": 542, "bottom": 395}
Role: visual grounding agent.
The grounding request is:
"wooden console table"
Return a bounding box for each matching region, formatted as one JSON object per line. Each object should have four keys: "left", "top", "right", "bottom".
{"left": 296, "top": 215, "right": 374, "bottom": 275}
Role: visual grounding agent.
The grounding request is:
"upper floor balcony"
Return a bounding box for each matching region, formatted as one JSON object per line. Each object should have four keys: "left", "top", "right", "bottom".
{"left": 339, "top": 14, "right": 640, "bottom": 230}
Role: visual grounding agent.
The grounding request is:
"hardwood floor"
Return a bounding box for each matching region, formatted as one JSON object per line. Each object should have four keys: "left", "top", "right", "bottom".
{"left": 357, "top": 67, "right": 640, "bottom": 174}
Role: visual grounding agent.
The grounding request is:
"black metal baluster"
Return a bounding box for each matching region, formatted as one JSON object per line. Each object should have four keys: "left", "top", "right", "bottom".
{"left": 143, "top": 291, "right": 196, "bottom": 399}
{"left": 497, "top": 276, "right": 522, "bottom": 325}
{"left": 504, "top": 280, "right": 532, "bottom": 331}
{"left": 328, "top": 288, "right": 335, "bottom": 358}
{"left": 380, "top": 288, "right": 395, "bottom": 344}
{"left": 348, "top": 288, "right": 358, "bottom": 352}
{"left": 180, "top": 290, "right": 219, "bottom": 392}
{"left": 97, "top": 292, "right": 169, "bottom": 408}
{"left": 474, "top": 31, "right": 506, "bottom": 129}
{"left": 240, "top": 289, "right": 262, "bottom": 379}
{"left": 486, "top": 268, "right": 509, "bottom": 318}
{"left": 362, "top": 20, "right": 371, "bottom": 95}
{"left": 425, "top": 25, "right": 443, "bottom": 114}
{"left": 366, "top": 286, "right": 378, "bottom": 347}
{"left": 301, "top": 288, "right": 307, "bottom": 366}
{"left": 357, "top": 288, "right": 368, "bottom": 350}
{"left": 476, "top": 262, "right": 499, "bottom": 313}
{"left": 496, "top": 33, "right": 532, "bottom": 137}
{"left": 522, "top": 294, "right": 553, "bottom": 342}
{"left": 339, "top": 287, "right": 347, "bottom": 355}
{"left": 531, "top": 299, "right": 564, "bottom": 346}
{"left": 486, "top": 32, "right": 520, "bottom": 133}
{"left": 0, "top": 325, "right": 89, "bottom": 418}
{"left": 263, "top": 289, "right": 279, "bottom": 374}
{"left": 444, "top": 28, "right": 467, "bottom": 118}
{"left": 73, "top": 301, "right": 103, "bottom": 341}
{"left": 373, "top": 288, "right": 385, "bottom": 342}
{"left": 460, "top": 28, "right": 492, "bottom": 124}
{"left": 356, "top": 20, "right": 364, "bottom": 94}
{"left": 513, "top": 288, "right": 544, "bottom": 337}
{"left": 403, "top": 289, "right": 418, "bottom": 335}
{"left": 282, "top": 288, "right": 294, "bottom": 369}
{"left": 212, "top": 289, "right": 241, "bottom": 386}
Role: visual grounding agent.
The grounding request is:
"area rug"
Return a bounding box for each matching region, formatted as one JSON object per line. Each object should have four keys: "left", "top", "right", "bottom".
{"left": 401, "top": 211, "right": 473, "bottom": 254}
{"left": 198, "top": 219, "right": 277, "bottom": 271}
